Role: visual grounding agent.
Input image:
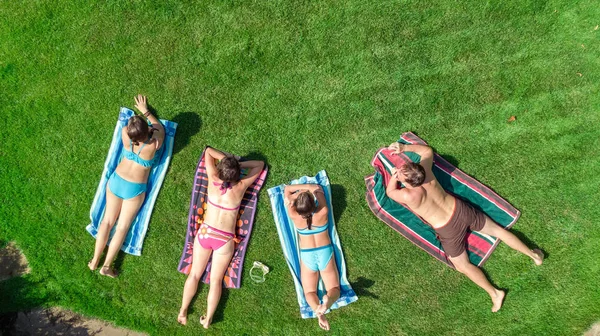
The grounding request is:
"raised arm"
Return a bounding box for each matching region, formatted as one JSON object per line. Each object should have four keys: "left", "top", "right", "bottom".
{"left": 284, "top": 184, "right": 322, "bottom": 204}
{"left": 134, "top": 94, "right": 165, "bottom": 149}
{"left": 239, "top": 160, "right": 265, "bottom": 189}
{"left": 204, "top": 147, "right": 227, "bottom": 179}
{"left": 388, "top": 142, "right": 434, "bottom": 170}
{"left": 386, "top": 168, "right": 403, "bottom": 200}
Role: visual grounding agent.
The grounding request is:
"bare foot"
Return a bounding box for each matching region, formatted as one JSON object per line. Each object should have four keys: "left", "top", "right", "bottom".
{"left": 200, "top": 315, "right": 211, "bottom": 329}
{"left": 318, "top": 315, "right": 330, "bottom": 331}
{"left": 491, "top": 289, "right": 505, "bottom": 313}
{"left": 99, "top": 266, "right": 118, "bottom": 278}
{"left": 177, "top": 312, "right": 187, "bottom": 325}
{"left": 532, "top": 249, "right": 544, "bottom": 266}
{"left": 316, "top": 295, "right": 330, "bottom": 316}
{"left": 87, "top": 259, "right": 98, "bottom": 271}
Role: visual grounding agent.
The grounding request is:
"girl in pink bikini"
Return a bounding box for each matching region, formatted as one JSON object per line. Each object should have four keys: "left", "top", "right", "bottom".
{"left": 177, "top": 147, "right": 264, "bottom": 328}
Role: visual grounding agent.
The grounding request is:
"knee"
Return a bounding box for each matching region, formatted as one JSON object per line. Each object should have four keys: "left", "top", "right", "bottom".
{"left": 100, "top": 217, "right": 115, "bottom": 227}
{"left": 209, "top": 279, "right": 222, "bottom": 291}
{"left": 114, "top": 223, "right": 132, "bottom": 235}
{"left": 188, "top": 271, "right": 202, "bottom": 282}
{"left": 327, "top": 286, "right": 340, "bottom": 294}
{"left": 451, "top": 260, "right": 470, "bottom": 274}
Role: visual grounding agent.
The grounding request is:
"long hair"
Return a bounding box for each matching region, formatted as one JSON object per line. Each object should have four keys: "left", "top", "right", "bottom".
{"left": 216, "top": 156, "right": 241, "bottom": 183}
{"left": 293, "top": 191, "right": 316, "bottom": 230}
{"left": 127, "top": 116, "right": 150, "bottom": 145}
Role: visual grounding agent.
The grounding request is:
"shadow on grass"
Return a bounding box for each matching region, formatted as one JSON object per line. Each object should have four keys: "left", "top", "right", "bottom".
{"left": 330, "top": 184, "right": 347, "bottom": 224}
{"left": 511, "top": 229, "right": 549, "bottom": 260}
{"left": 171, "top": 112, "right": 202, "bottom": 155}
{"left": 350, "top": 277, "right": 379, "bottom": 300}
{"left": 211, "top": 288, "right": 231, "bottom": 325}
{"left": 0, "top": 276, "right": 55, "bottom": 334}
{"left": 113, "top": 252, "right": 126, "bottom": 276}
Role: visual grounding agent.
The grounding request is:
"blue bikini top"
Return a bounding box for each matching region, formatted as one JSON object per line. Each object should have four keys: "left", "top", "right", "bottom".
{"left": 122, "top": 138, "right": 157, "bottom": 168}
{"left": 295, "top": 196, "right": 329, "bottom": 235}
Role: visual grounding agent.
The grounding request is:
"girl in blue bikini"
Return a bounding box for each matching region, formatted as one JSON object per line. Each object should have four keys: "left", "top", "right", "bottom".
{"left": 88, "top": 95, "right": 164, "bottom": 278}
{"left": 285, "top": 184, "right": 340, "bottom": 331}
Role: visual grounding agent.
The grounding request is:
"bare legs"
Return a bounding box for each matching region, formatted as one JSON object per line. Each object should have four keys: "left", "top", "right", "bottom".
{"left": 449, "top": 216, "right": 544, "bottom": 312}
{"left": 449, "top": 252, "right": 506, "bottom": 312}
{"left": 300, "top": 255, "right": 340, "bottom": 331}
{"left": 178, "top": 236, "right": 213, "bottom": 325}
{"left": 89, "top": 189, "right": 122, "bottom": 271}
{"left": 178, "top": 239, "right": 234, "bottom": 329}
{"left": 201, "top": 240, "right": 234, "bottom": 329}
{"left": 89, "top": 189, "right": 145, "bottom": 278}
{"left": 477, "top": 216, "right": 544, "bottom": 266}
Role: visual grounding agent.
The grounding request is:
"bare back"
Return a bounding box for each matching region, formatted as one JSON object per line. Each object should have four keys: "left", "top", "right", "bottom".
{"left": 203, "top": 181, "right": 246, "bottom": 233}
{"left": 401, "top": 177, "right": 456, "bottom": 228}
{"left": 115, "top": 127, "right": 163, "bottom": 183}
{"left": 288, "top": 191, "right": 331, "bottom": 249}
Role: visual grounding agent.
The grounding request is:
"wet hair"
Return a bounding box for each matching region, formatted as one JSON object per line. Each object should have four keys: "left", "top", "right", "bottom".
{"left": 293, "top": 191, "right": 316, "bottom": 230}
{"left": 217, "top": 156, "right": 241, "bottom": 183}
{"left": 400, "top": 162, "right": 426, "bottom": 187}
{"left": 127, "top": 116, "right": 150, "bottom": 145}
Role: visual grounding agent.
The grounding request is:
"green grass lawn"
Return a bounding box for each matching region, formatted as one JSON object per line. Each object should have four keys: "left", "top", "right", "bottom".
{"left": 2, "top": 0, "right": 600, "bottom": 334}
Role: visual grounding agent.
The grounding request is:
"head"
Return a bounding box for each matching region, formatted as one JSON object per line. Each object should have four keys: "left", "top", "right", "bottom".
{"left": 217, "top": 156, "right": 241, "bottom": 183}
{"left": 127, "top": 116, "right": 150, "bottom": 145}
{"left": 293, "top": 191, "right": 316, "bottom": 229}
{"left": 398, "top": 162, "right": 426, "bottom": 187}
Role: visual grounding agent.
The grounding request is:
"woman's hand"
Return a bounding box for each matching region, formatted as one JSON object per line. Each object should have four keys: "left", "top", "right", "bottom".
{"left": 134, "top": 94, "right": 149, "bottom": 115}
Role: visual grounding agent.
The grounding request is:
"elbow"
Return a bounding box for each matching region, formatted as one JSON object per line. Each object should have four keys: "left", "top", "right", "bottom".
{"left": 424, "top": 147, "right": 434, "bottom": 157}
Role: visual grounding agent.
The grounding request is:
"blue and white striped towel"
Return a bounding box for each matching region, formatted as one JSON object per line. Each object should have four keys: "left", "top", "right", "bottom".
{"left": 86, "top": 107, "right": 177, "bottom": 256}
{"left": 268, "top": 170, "right": 358, "bottom": 319}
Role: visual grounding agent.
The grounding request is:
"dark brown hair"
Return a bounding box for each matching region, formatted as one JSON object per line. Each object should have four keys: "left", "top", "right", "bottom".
{"left": 217, "top": 156, "right": 241, "bottom": 183}
{"left": 127, "top": 116, "right": 150, "bottom": 145}
{"left": 400, "top": 162, "right": 426, "bottom": 187}
{"left": 293, "top": 191, "right": 316, "bottom": 230}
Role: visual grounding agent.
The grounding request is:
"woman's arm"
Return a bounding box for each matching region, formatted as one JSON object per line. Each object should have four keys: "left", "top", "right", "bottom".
{"left": 204, "top": 147, "right": 227, "bottom": 179}
{"left": 284, "top": 184, "right": 322, "bottom": 204}
{"left": 134, "top": 95, "right": 165, "bottom": 149}
{"left": 240, "top": 160, "right": 265, "bottom": 189}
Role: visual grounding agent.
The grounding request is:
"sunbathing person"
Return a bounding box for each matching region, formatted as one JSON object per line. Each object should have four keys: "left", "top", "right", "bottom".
{"left": 285, "top": 184, "right": 340, "bottom": 330}
{"left": 385, "top": 142, "right": 543, "bottom": 312}
{"left": 177, "top": 147, "right": 264, "bottom": 328}
{"left": 88, "top": 95, "right": 164, "bottom": 278}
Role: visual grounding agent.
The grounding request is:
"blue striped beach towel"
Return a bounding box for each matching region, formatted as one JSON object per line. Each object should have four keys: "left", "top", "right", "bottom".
{"left": 86, "top": 107, "right": 177, "bottom": 256}
{"left": 268, "top": 170, "right": 358, "bottom": 319}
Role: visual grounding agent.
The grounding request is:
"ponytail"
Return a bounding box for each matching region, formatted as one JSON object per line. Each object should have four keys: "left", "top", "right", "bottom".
{"left": 304, "top": 215, "right": 313, "bottom": 230}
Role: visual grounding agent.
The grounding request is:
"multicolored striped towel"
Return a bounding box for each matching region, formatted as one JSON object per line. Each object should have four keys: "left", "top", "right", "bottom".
{"left": 177, "top": 147, "right": 268, "bottom": 288}
{"left": 365, "top": 132, "right": 520, "bottom": 267}
{"left": 268, "top": 170, "right": 358, "bottom": 319}
{"left": 87, "top": 107, "right": 177, "bottom": 256}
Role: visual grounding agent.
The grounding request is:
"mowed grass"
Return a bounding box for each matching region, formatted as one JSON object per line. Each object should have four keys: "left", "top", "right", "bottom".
{"left": 1, "top": 0, "right": 600, "bottom": 335}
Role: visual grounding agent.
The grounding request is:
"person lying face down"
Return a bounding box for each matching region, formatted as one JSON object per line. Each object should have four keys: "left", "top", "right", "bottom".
{"left": 177, "top": 147, "right": 264, "bottom": 329}
{"left": 284, "top": 184, "right": 339, "bottom": 331}
{"left": 385, "top": 142, "right": 544, "bottom": 313}
{"left": 88, "top": 95, "right": 165, "bottom": 278}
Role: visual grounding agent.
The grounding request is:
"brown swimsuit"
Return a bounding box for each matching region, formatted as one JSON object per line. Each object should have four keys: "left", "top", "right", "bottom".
{"left": 434, "top": 198, "right": 486, "bottom": 257}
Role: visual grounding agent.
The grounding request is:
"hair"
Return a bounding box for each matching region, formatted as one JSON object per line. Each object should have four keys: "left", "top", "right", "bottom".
{"left": 127, "top": 116, "right": 150, "bottom": 145}
{"left": 400, "top": 162, "right": 426, "bottom": 187}
{"left": 293, "top": 191, "right": 316, "bottom": 230}
{"left": 217, "top": 156, "right": 241, "bottom": 183}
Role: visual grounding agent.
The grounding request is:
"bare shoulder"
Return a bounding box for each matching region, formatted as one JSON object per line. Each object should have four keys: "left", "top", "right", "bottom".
{"left": 399, "top": 187, "right": 425, "bottom": 206}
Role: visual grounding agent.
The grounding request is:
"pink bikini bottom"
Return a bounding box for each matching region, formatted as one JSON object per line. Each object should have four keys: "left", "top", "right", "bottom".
{"left": 197, "top": 223, "right": 235, "bottom": 250}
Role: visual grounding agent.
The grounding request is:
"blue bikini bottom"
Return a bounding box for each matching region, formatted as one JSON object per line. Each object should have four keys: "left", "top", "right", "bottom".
{"left": 300, "top": 244, "right": 333, "bottom": 272}
{"left": 108, "top": 172, "right": 147, "bottom": 200}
